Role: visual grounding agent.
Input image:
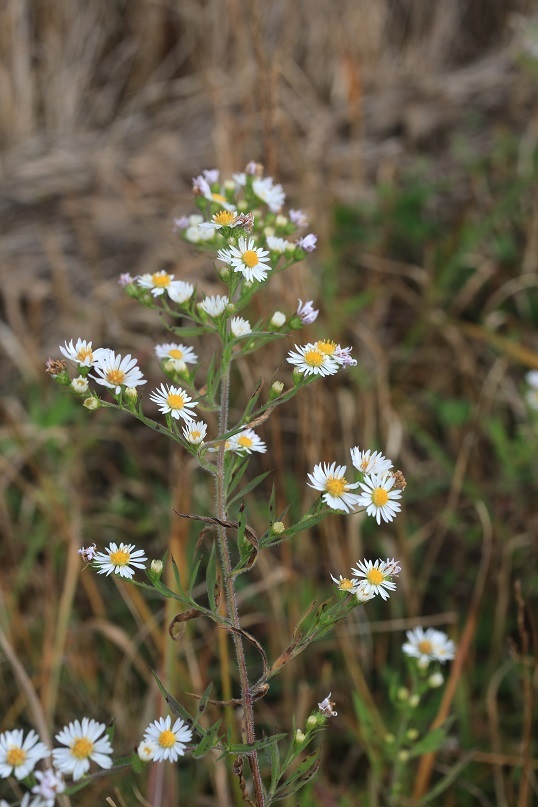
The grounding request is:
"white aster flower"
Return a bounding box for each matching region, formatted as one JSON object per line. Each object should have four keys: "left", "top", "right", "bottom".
{"left": 199, "top": 210, "right": 240, "bottom": 231}
{"left": 307, "top": 462, "right": 361, "bottom": 512}
{"left": 228, "top": 428, "right": 267, "bottom": 454}
{"left": 90, "top": 350, "right": 146, "bottom": 394}
{"left": 52, "top": 718, "right": 113, "bottom": 781}
{"left": 402, "top": 627, "right": 456, "bottom": 665}
{"left": 232, "top": 172, "right": 247, "bottom": 187}
{"left": 168, "top": 280, "right": 195, "bottom": 304}
{"left": 150, "top": 384, "right": 197, "bottom": 422}
{"left": 296, "top": 299, "right": 318, "bottom": 324}
{"left": 137, "top": 739, "right": 157, "bottom": 762}
{"left": 182, "top": 420, "right": 207, "bottom": 445}
{"left": 32, "top": 768, "right": 65, "bottom": 803}
{"left": 266, "top": 236, "right": 289, "bottom": 253}
{"left": 355, "top": 580, "right": 377, "bottom": 603}
{"left": 192, "top": 174, "right": 234, "bottom": 210}
{"left": 198, "top": 294, "right": 229, "bottom": 318}
{"left": 357, "top": 473, "right": 402, "bottom": 524}
{"left": 330, "top": 573, "right": 355, "bottom": 593}
{"left": 351, "top": 558, "right": 399, "bottom": 601}
{"left": 350, "top": 447, "right": 393, "bottom": 476}
{"left": 252, "top": 177, "right": 285, "bottom": 212}
{"left": 296, "top": 233, "right": 317, "bottom": 252}
{"left": 71, "top": 376, "right": 89, "bottom": 394}
{"left": 287, "top": 343, "right": 339, "bottom": 377}
{"left": 270, "top": 311, "right": 286, "bottom": 328}
{"left": 20, "top": 795, "right": 44, "bottom": 807}
{"left": 59, "top": 339, "right": 104, "bottom": 368}
{"left": 0, "top": 729, "right": 50, "bottom": 780}
{"left": 142, "top": 716, "right": 193, "bottom": 763}
{"left": 155, "top": 343, "right": 198, "bottom": 365}
{"left": 137, "top": 270, "right": 194, "bottom": 299}
{"left": 93, "top": 542, "right": 148, "bottom": 579}
{"left": 218, "top": 236, "right": 271, "bottom": 283}
{"left": 230, "top": 317, "right": 252, "bottom": 338}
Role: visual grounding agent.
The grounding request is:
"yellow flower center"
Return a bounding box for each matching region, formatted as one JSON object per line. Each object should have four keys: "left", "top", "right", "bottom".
{"left": 190, "top": 431, "right": 201, "bottom": 441}
{"left": 316, "top": 340, "right": 337, "bottom": 355}
{"left": 366, "top": 568, "right": 384, "bottom": 586}
{"left": 6, "top": 748, "right": 26, "bottom": 767}
{"left": 238, "top": 435, "right": 254, "bottom": 448}
{"left": 326, "top": 477, "right": 347, "bottom": 497}
{"left": 158, "top": 730, "right": 176, "bottom": 748}
{"left": 214, "top": 210, "right": 236, "bottom": 225}
{"left": 109, "top": 548, "right": 130, "bottom": 566}
{"left": 372, "top": 487, "right": 389, "bottom": 506}
{"left": 77, "top": 347, "right": 93, "bottom": 362}
{"left": 152, "top": 272, "right": 171, "bottom": 288}
{"left": 418, "top": 640, "right": 433, "bottom": 654}
{"left": 211, "top": 192, "right": 226, "bottom": 204}
{"left": 338, "top": 578, "right": 354, "bottom": 591}
{"left": 304, "top": 349, "right": 324, "bottom": 367}
{"left": 167, "top": 393, "right": 186, "bottom": 410}
{"left": 106, "top": 369, "right": 126, "bottom": 386}
{"left": 242, "top": 250, "right": 259, "bottom": 268}
{"left": 71, "top": 737, "right": 94, "bottom": 759}
{"left": 168, "top": 348, "right": 184, "bottom": 360}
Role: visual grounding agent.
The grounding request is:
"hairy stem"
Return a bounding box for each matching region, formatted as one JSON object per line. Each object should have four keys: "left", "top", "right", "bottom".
{"left": 216, "top": 360, "right": 265, "bottom": 806}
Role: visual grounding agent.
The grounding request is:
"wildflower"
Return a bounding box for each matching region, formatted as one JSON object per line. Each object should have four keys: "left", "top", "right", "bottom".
{"left": 296, "top": 299, "right": 318, "bottom": 324}
{"left": 59, "top": 339, "right": 104, "bottom": 368}
{"left": 52, "top": 718, "right": 113, "bottom": 781}
{"left": 192, "top": 174, "right": 234, "bottom": 209}
{"left": 155, "top": 343, "right": 198, "bottom": 365}
{"left": 307, "top": 462, "right": 361, "bottom": 512}
{"left": 149, "top": 384, "right": 197, "bottom": 422}
{"left": 71, "top": 376, "right": 88, "bottom": 394}
{"left": 230, "top": 317, "right": 252, "bottom": 337}
{"left": 0, "top": 729, "right": 50, "bottom": 780}
{"left": 199, "top": 210, "right": 240, "bottom": 231}
{"left": 330, "top": 573, "right": 355, "bottom": 593}
{"left": 202, "top": 168, "right": 220, "bottom": 184}
{"left": 198, "top": 294, "right": 229, "bottom": 318}
{"left": 228, "top": 428, "right": 267, "bottom": 454}
{"left": 168, "top": 280, "right": 195, "bottom": 304}
{"left": 182, "top": 420, "right": 208, "bottom": 445}
{"left": 318, "top": 693, "right": 337, "bottom": 717}
{"left": 252, "top": 176, "right": 285, "bottom": 212}
{"left": 287, "top": 343, "right": 339, "bottom": 377}
{"left": 270, "top": 311, "right": 286, "bottom": 328}
{"left": 334, "top": 345, "right": 357, "bottom": 366}
{"left": 357, "top": 473, "right": 402, "bottom": 524}
{"left": 32, "top": 768, "right": 65, "bottom": 803}
{"left": 142, "top": 716, "right": 193, "bottom": 763}
{"left": 218, "top": 236, "right": 271, "bottom": 283}
{"left": 78, "top": 544, "right": 97, "bottom": 563}
{"left": 45, "top": 358, "right": 67, "bottom": 377}
{"left": 350, "top": 447, "right": 393, "bottom": 476}
{"left": 118, "top": 273, "right": 133, "bottom": 286}
{"left": 355, "top": 580, "right": 377, "bottom": 603}
{"left": 289, "top": 208, "right": 309, "bottom": 228}
{"left": 266, "top": 236, "right": 289, "bottom": 253}
{"left": 94, "top": 542, "right": 148, "bottom": 579}
{"left": 296, "top": 233, "right": 317, "bottom": 252}
{"left": 137, "top": 740, "right": 157, "bottom": 762}
{"left": 351, "top": 558, "right": 400, "bottom": 601}
{"left": 137, "top": 271, "right": 193, "bottom": 300}
{"left": 90, "top": 350, "right": 146, "bottom": 394}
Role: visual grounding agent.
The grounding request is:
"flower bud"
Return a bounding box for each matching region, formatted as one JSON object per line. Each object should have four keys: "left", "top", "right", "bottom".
{"left": 270, "top": 311, "right": 286, "bottom": 328}
{"left": 275, "top": 214, "right": 288, "bottom": 228}
{"left": 397, "top": 749, "right": 410, "bottom": 762}
{"left": 409, "top": 694, "right": 420, "bottom": 708}
{"left": 306, "top": 715, "right": 317, "bottom": 730}
{"left": 428, "top": 672, "right": 444, "bottom": 689}
{"left": 71, "top": 376, "right": 89, "bottom": 394}
{"left": 263, "top": 226, "right": 275, "bottom": 237}
{"left": 124, "top": 386, "right": 138, "bottom": 402}
{"left": 272, "top": 521, "right": 285, "bottom": 534}
{"left": 220, "top": 266, "right": 231, "bottom": 281}
{"left": 397, "top": 687, "right": 409, "bottom": 702}
{"left": 295, "top": 729, "right": 306, "bottom": 744}
{"left": 270, "top": 381, "right": 284, "bottom": 399}
{"left": 406, "top": 728, "right": 419, "bottom": 741}
{"left": 150, "top": 559, "right": 163, "bottom": 577}
{"left": 83, "top": 397, "right": 100, "bottom": 411}
{"left": 384, "top": 733, "right": 395, "bottom": 744}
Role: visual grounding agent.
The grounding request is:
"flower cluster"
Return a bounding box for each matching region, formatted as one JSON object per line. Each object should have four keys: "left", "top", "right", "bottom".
{"left": 308, "top": 446, "right": 404, "bottom": 523}
{"left": 331, "top": 558, "right": 401, "bottom": 602}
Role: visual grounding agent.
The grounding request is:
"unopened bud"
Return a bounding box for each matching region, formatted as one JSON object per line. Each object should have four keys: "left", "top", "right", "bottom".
{"left": 428, "top": 672, "right": 444, "bottom": 689}
{"left": 306, "top": 715, "right": 317, "bottom": 730}
{"left": 397, "top": 687, "right": 409, "bottom": 702}
{"left": 270, "top": 381, "right": 284, "bottom": 399}
{"left": 397, "top": 749, "right": 410, "bottom": 762}
{"left": 384, "top": 733, "right": 395, "bottom": 744}
{"left": 83, "top": 397, "right": 100, "bottom": 411}
{"left": 295, "top": 729, "right": 306, "bottom": 744}
{"left": 409, "top": 694, "right": 420, "bottom": 708}
{"left": 270, "top": 311, "right": 286, "bottom": 328}
{"left": 275, "top": 214, "right": 288, "bottom": 227}
{"left": 263, "top": 226, "right": 275, "bottom": 237}
{"left": 71, "top": 376, "right": 89, "bottom": 394}
{"left": 406, "top": 728, "right": 419, "bottom": 741}
{"left": 272, "top": 521, "right": 285, "bottom": 534}
{"left": 124, "top": 386, "right": 138, "bottom": 402}
{"left": 150, "top": 559, "right": 163, "bottom": 578}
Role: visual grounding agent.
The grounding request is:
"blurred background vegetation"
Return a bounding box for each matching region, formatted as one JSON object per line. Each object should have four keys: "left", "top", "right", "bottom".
{"left": 1, "top": 1, "right": 538, "bottom": 805}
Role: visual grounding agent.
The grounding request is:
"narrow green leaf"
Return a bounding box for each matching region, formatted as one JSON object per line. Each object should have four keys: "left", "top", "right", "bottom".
{"left": 228, "top": 470, "right": 272, "bottom": 509}
{"left": 192, "top": 720, "right": 222, "bottom": 758}
{"left": 408, "top": 723, "right": 451, "bottom": 758}
{"left": 150, "top": 669, "right": 203, "bottom": 736}
{"left": 195, "top": 682, "right": 214, "bottom": 720}
{"left": 274, "top": 748, "right": 322, "bottom": 800}
{"left": 227, "top": 733, "right": 287, "bottom": 754}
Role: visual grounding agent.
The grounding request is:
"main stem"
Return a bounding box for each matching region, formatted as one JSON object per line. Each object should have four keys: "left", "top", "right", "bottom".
{"left": 216, "top": 360, "right": 265, "bottom": 806}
